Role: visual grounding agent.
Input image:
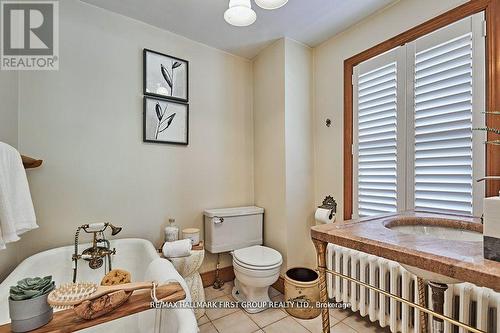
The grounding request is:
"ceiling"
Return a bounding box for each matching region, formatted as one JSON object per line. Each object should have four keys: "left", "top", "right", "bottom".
{"left": 80, "top": 0, "right": 397, "bottom": 59}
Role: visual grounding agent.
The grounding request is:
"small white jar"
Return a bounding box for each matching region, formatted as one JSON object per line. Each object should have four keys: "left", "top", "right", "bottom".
{"left": 182, "top": 228, "right": 200, "bottom": 246}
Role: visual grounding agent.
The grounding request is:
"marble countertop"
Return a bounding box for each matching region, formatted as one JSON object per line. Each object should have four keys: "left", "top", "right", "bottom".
{"left": 311, "top": 211, "right": 500, "bottom": 291}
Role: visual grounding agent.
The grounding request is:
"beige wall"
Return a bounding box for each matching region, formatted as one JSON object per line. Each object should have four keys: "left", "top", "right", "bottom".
{"left": 313, "top": 0, "right": 468, "bottom": 222}
{"left": 253, "top": 39, "right": 287, "bottom": 269}
{"left": 0, "top": 72, "right": 18, "bottom": 148}
{"left": 253, "top": 0, "right": 470, "bottom": 273}
{"left": 284, "top": 39, "right": 315, "bottom": 269}
{"left": 3, "top": 0, "right": 254, "bottom": 277}
{"left": 253, "top": 38, "right": 315, "bottom": 272}
{"left": 0, "top": 71, "right": 20, "bottom": 281}
{"left": 1, "top": 0, "right": 474, "bottom": 282}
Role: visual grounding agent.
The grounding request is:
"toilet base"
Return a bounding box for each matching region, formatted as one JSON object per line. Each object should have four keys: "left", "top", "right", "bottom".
{"left": 232, "top": 279, "right": 272, "bottom": 314}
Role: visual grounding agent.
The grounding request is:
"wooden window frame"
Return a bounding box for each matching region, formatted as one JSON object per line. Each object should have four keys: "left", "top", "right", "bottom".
{"left": 344, "top": 0, "right": 500, "bottom": 220}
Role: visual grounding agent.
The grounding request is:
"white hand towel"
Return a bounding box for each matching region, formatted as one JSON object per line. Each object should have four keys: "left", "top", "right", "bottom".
{"left": 145, "top": 258, "right": 191, "bottom": 301}
{"left": 0, "top": 142, "right": 38, "bottom": 247}
{"left": 162, "top": 239, "right": 192, "bottom": 258}
{"left": 142, "top": 258, "right": 197, "bottom": 333}
{"left": 0, "top": 228, "right": 6, "bottom": 250}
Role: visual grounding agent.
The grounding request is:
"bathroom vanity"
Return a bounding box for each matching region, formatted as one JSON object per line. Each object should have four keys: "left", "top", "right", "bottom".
{"left": 310, "top": 212, "right": 500, "bottom": 333}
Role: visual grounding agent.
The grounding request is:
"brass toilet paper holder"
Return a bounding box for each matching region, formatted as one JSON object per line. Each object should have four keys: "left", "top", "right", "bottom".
{"left": 318, "top": 196, "right": 337, "bottom": 219}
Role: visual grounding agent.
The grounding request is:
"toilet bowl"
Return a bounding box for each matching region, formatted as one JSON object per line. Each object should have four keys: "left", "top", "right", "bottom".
{"left": 203, "top": 206, "right": 282, "bottom": 313}
{"left": 230, "top": 245, "right": 282, "bottom": 313}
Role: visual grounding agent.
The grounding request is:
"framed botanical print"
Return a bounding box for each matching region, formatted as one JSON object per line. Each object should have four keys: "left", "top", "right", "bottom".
{"left": 143, "top": 49, "right": 188, "bottom": 102}
{"left": 143, "top": 96, "right": 189, "bottom": 145}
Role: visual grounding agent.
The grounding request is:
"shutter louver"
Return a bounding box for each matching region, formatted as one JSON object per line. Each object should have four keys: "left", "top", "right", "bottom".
{"left": 357, "top": 63, "right": 398, "bottom": 217}
{"left": 414, "top": 33, "right": 474, "bottom": 215}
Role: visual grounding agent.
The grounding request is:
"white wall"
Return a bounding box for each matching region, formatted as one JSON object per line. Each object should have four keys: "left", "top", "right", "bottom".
{"left": 4, "top": 0, "right": 254, "bottom": 277}
{"left": 313, "top": 0, "right": 468, "bottom": 222}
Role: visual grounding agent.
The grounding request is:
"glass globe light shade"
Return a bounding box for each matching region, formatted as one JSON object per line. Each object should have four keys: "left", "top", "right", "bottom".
{"left": 255, "top": 0, "right": 288, "bottom": 10}
{"left": 224, "top": 0, "right": 257, "bottom": 27}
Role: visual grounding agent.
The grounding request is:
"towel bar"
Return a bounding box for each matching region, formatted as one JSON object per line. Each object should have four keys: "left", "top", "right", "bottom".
{"left": 21, "top": 155, "right": 43, "bottom": 169}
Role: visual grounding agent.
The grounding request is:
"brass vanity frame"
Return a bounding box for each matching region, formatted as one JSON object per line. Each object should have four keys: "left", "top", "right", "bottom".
{"left": 312, "top": 239, "right": 484, "bottom": 333}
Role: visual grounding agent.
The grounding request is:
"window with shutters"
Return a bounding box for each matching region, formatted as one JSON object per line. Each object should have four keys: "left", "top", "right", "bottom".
{"left": 352, "top": 13, "right": 486, "bottom": 218}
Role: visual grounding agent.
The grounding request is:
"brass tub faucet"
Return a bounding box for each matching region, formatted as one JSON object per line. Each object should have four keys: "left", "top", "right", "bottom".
{"left": 72, "top": 222, "right": 122, "bottom": 282}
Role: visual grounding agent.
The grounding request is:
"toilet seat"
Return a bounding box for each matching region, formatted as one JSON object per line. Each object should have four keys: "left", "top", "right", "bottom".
{"left": 233, "top": 245, "right": 282, "bottom": 270}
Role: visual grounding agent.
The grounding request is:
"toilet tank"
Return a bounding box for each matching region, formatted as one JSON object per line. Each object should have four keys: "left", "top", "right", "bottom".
{"left": 204, "top": 206, "right": 264, "bottom": 254}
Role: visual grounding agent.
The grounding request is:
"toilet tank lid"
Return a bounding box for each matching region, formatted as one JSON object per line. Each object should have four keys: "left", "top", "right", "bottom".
{"left": 203, "top": 206, "right": 264, "bottom": 217}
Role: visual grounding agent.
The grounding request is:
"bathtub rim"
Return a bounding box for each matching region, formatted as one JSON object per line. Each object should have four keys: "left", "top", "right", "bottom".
{"left": 0, "top": 238, "right": 159, "bottom": 285}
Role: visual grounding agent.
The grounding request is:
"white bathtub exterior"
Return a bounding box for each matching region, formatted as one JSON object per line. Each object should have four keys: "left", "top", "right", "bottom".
{"left": 0, "top": 238, "right": 197, "bottom": 333}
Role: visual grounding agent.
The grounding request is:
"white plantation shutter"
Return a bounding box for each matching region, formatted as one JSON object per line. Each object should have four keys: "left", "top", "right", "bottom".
{"left": 409, "top": 13, "right": 486, "bottom": 216}
{"left": 353, "top": 49, "right": 405, "bottom": 218}
{"left": 413, "top": 33, "right": 474, "bottom": 215}
{"left": 352, "top": 13, "right": 485, "bottom": 218}
{"left": 356, "top": 63, "right": 398, "bottom": 217}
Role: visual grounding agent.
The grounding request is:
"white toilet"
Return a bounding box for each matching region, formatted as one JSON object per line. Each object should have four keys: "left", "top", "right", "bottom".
{"left": 204, "top": 206, "right": 282, "bottom": 313}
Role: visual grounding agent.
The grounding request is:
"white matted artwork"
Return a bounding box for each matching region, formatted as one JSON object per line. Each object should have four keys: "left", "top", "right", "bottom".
{"left": 144, "top": 49, "right": 188, "bottom": 102}
{"left": 143, "top": 97, "right": 189, "bottom": 145}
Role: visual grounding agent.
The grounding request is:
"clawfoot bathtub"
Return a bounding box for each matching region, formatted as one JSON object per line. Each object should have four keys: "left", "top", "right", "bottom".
{"left": 0, "top": 238, "right": 198, "bottom": 333}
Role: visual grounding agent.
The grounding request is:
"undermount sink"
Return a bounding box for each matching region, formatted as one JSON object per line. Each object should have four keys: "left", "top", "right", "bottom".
{"left": 389, "top": 225, "right": 482, "bottom": 242}
{"left": 385, "top": 217, "right": 483, "bottom": 284}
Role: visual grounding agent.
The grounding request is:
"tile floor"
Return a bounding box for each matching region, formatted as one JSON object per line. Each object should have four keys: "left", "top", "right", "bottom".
{"left": 198, "top": 281, "right": 391, "bottom": 333}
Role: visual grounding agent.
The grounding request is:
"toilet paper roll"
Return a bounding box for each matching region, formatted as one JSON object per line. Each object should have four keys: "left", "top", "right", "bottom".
{"left": 315, "top": 208, "right": 335, "bottom": 225}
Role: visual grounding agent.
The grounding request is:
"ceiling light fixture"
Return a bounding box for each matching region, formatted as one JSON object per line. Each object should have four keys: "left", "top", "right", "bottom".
{"left": 224, "top": 0, "right": 257, "bottom": 27}
{"left": 254, "top": 0, "right": 288, "bottom": 10}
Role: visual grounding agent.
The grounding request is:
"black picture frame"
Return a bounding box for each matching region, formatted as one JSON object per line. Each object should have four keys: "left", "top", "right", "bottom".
{"left": 143, "top": 48, "right": 189, "bottom": 103}
{"left": 143, "top": 96, "right": 189, "bottom": 145}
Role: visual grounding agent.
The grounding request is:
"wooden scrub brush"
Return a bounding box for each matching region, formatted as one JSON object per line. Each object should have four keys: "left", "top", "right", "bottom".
{"left": 47, "top": 281, "right": 186, "bottom": 320}
{"left": 47, "top": 281, "right": 156, "bottom": 308}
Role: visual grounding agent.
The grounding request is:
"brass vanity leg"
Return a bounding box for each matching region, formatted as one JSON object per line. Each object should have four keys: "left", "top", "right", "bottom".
{"left": 313, "top": 239, "right": 330, "bottom": 333}
{"left": 417, "top": 277, "right": 428, "bottom": 333}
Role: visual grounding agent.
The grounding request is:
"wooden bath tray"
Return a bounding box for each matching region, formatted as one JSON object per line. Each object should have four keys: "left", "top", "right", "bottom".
{"left": 0, "top": 282, "right": 185, "bottom": 333}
